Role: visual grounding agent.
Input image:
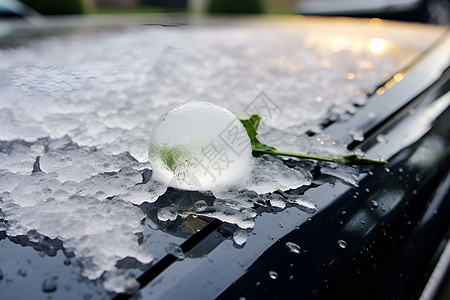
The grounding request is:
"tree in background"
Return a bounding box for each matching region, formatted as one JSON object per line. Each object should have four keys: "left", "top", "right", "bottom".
{"left": 19, "top": 0, "right": 85, "bottom": 14}
{"left": 206, "top": 0, "right": 264, "bottom": 14}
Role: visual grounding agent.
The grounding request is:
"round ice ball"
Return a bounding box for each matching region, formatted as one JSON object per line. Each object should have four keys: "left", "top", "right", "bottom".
{"left": 148, "top": 101, "right": 252, "bottom": 191}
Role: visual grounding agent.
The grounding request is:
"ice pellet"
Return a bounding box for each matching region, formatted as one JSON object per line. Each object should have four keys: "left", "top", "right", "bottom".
{"left": 165, "top": 243, "right": 185, "bottom": 259}
{"left": 42, "top": 278, "right": 58, "bottom": 293}
{"left": 148, "top": 101, "right": 252, "bottom": 192}
{"left": 233, "top": 229, "right": 248, "bottom": 246}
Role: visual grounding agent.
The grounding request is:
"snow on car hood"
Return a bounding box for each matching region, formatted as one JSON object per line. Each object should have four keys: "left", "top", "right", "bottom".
{"left": 0, "top": 16, "right": 444, "bottom": 292}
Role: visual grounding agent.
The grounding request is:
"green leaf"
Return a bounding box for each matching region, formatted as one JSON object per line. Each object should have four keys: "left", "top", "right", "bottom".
{"left": 236, "top": 111, "right": 276, "bottom": 156}
{"left": 275, "top": 188, "right": 287, "bottom": 198}
{"left": 149, "top": 143, "right": 188, "bottom": 172}
{"left": 236, "top": 112, "right": 387, "bottom": 165}
{"left": 234, "top": 111, "right": 260, "bottom": 141}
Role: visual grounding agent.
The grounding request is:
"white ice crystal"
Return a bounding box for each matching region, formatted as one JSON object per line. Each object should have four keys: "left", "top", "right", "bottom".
{"left": 2, "top": 194, "right": 153, "bottom": 280}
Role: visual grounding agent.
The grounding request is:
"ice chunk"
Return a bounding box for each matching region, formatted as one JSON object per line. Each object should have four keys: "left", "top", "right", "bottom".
{"left": 285, "top": 195, "right": 318, "bottom": 214}
{"left": 157, "top": 206, "right": 178, "bottom": 222}
{"left": 0, "top": 140, "right": 44, "bottom": 174}
{"left": 148, "top": 101, "right": 252, "bottom": 192}
{"left": 3, "top": 196, "right": 153, "bottom": 280}
{"left": 165, "top": 243, "right": 185, "bottom": 259}
{"left": 267, "top": 193, "right": 286, "bottom": 209}
{"left": 0, "top": 108, "right": 48, "bottom": 142}
{"left": 166, "top": 198, "right": 258, "bottom": 229}
{"left": 244, "top": 156, "right": 313, "bottom": 194}
{"left": 195, "top": 206, "right": 256, "bottom": 229}
{"left": 102, "top": 269, "right": 140, "bottom": 294}
{"left": 320, "top": 162, "right": 360, "bottom": 187}
{"left": 121, "top": 177, "right": 167, "bottom": 205}
{"left": 233, "top": 229, "right": 248, "bottom": 246}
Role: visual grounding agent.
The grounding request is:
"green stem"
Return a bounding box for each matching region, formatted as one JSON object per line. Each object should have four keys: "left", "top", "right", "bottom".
{"left": 252, "top": 149, "right": 387, "bottom": 165}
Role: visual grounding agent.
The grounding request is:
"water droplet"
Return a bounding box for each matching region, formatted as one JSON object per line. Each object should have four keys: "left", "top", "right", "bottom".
{"left": 285, "top": 242, "right": 301, "bottom": 254}
{"left": 268, "top": 271, "right": 278, "bottom": 279}
{"left": 287, "top": 195, "right": 317, "bottom": 214}
{"left": 256, "top": 281, "right": 261, "bottom": 286}
{"left": 341, "top": 210, "right": 347, "bottom": 215}
{"left": 233, "top": 229, "right": 248, "bottom": 246}
{"left": 267, "top": 235, "right": 275, "bottom": 240}
{"left": 279, "top": 223, "right": 284, "bottom": 228}
{"left": 433, "top": 209, "right": 439, "bottom": 215}
{"left": 368, "top": 170, "right": 374, "bottom": 176}
{"left": 289, "top": 275, "right": 294, "bottom": 280}
{"left": 376, "top": 135, "right": 387, "bottom": 143}
{"left": 412, "top": 190, "right": 417, "bottom": 195}
{"left": 194, "top": 200, "right": 207, "bottom": 211}
{"left": 18, "top": 269, "right": 27, "bottom": 277}
{"left": 398, "top": 167, "right": 404, "bottom": 173}
{"left": 384, "top": 167, "right": 390, "bottom": 173}
{"left": 63, "top": 259, "right": 71, "bottom": 266}
{"left": 42, "top": 277, "right": 58, "bottom": 293}
{"left": 165, "top": 243, "right": 185, "bottom": 259}
{"left": 338, "top": 240, "right": 347, "bottom": 249}
{"left": 371, "top": 200, "right": 378, "bottom": 208}
{"left": 365, "top": 188, "right": 370, "bottom": 193}
{"left": 349, "top": 128, "right": 364, "bottom": 141}
{"left": 239, "top": 297, "right": 246, "bottom": 300}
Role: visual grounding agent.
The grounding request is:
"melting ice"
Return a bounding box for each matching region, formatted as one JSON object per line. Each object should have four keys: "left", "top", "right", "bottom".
{"left": 0, "top": 18, "right": 425, "bottom": 293}
{"left": 148, "top": 101, "right": 252, "bottom": 192}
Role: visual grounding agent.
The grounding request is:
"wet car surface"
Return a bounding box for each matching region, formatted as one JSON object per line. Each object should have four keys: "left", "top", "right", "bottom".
{"left": 0, "top": 15, "right": 449, "bottom": 299}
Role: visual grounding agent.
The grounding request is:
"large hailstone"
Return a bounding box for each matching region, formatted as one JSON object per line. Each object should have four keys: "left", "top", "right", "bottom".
{"left": 148, "top": 101, "right": 252, "bottom": 191}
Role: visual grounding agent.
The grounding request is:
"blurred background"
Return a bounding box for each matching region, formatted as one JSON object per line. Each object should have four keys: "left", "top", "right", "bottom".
{"left": 1, "top": 0, "right": 449, "bottom": 25}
